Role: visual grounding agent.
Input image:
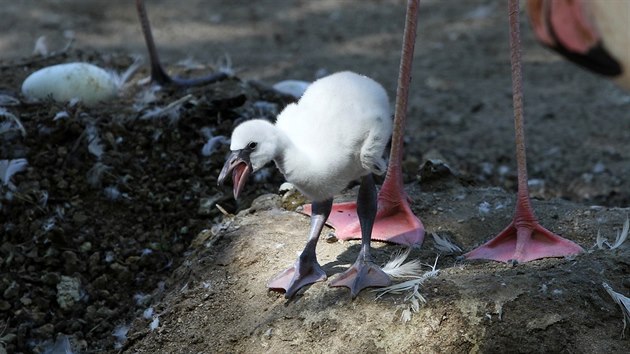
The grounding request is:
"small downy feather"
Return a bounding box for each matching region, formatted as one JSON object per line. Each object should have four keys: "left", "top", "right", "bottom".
{"left": 1, "top": 158, "right": 28, "bottom": 187}
{"left": 376, "top": 253, "right": 440, "bottom": 323}
{"left": 595, "top": 216, "right": 629, "bottom": 250}
{"left": 139, "top": 94, "right": 194, "bottom": 123}
{"left": 201, "top": 135, "right": 229, "bottom": 157}
{"left": 86, "top": 123, "right": 104, "bottom": 159}
{"left": 112, "top": 324, "right": 130, "bottom": 349}
{"left": 381, "top": 248, "right": 423, "bottom": 279}
{"left": 0, "top": 108, "right": 26, "bottom": 137}
{"left": 602, "top": 282, "right": 630, "bottom": 338}
{"left": 431, "top": 232, "right": 463, "bottom": 255}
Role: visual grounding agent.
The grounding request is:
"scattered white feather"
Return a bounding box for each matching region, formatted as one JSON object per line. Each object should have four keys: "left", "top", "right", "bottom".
{"left": 53, "top": 111, "right": 70, "bottom": 121}
{"left": 133, "top": 293, "right": 151, "bottom": 306}
{"left": 68, "top": 98, "right": 81, "bottom": 107}
{"left": 381, "top": 248, "right": 423, "bottom": 279}
{"left": 1, "top": 158, "right": 28, "bottom": 187}
{"left": 33, "top": 35, "right": 49, "bottom": 56}
{"left": 0, "top": 108, "right": 26, "bottom": 137}
{"left": 201, "top": 135, "right": 229, "bottom": 157}
{"left": 478, "top": 201, "right": 491, "bottom": 215}
{"left": 139, "top": 94, "right": 193, "bottom": 123}
{"left": 42, "top": 216, "right": 56, "bottom": 233}
{"left": 152, "top": 129, "right": 163, "bottom": 142}
{"left": 133, "top": 84, "right": 160, "bottom": 111}
{"left": 86, "top": 162, "right": 112, "bottom": 188}
{"left": 115, "top": 56, "right": 143, "bottom": 89}
{"left": 143, "top": 307, "right": 154, "bottom": 319}
{"left": 272, "top": 80, "right": 310, "bottom": 98}
{"left": 149, "top": 316, "right": 160, "bottom": 331}
{"left": 0, "top": 93, "right": 20, "bottom": 106}
{"left": 86, "top": 124, "right": 104, "bottom": 159}
{"left": 596, "top": 217, "right": 629, "bottom": 250}
{"left": 38, "top": 190, "right": 49, "bottom": 208}
{"left": 112, "top": 324, "right": 129, "bottom": 349}
{"left": 103, "top": 186, "right": 121, "bottom": 201}
{"left": 42, "top": 334, "right": 74, "bottom": 354}
{"left": 215, "top": 53, "right": 235, "bottom": 77}
{"left": 55, "top": 205, "right": 65, "bottom": 219}
{"left": 431, "top": 233, "right": 462, "bottom": 255}
{"left": 176, "top": 57, "right": 206, "bottom": 70}
{"left": 375, "top": 255, "right": 440, "bottom": 323}
{"left": 602, "top": 282, "right": 630, "bottom": 338}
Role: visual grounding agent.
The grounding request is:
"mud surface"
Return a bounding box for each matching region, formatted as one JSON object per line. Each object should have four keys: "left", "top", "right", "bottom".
{"left": 1, "top": 1, "right": 629, "bottom": 353}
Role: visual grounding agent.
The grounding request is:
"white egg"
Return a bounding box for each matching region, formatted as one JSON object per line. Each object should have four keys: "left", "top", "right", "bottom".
{"left": 21, "top": 62, "right": 120, "bottom": 106}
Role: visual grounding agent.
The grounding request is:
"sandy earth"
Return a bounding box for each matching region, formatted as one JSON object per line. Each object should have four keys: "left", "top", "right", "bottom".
{"left": 1, "top": 0, "right": 630, "bottom": 353}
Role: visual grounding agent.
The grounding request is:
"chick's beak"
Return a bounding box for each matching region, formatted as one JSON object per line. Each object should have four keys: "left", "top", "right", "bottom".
{"left": 217, "top": 150, "right": 252, "bottom": 200}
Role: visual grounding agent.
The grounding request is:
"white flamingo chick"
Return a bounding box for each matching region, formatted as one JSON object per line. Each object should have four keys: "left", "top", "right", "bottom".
{"left": 218, "top": 71, "right": 393, "bottom": 298}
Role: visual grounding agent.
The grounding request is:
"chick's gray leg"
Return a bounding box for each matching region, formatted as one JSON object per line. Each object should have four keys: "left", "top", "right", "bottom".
{"left": 329, "top": 174, "right": 391, "bottom": 297}
{"left": 267, "top": 199, "right": 332, "bottom": 298}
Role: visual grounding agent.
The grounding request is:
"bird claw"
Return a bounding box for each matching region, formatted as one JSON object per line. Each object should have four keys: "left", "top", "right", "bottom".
{"left": 329, "top": 259, "right": 391, "bottom": 298}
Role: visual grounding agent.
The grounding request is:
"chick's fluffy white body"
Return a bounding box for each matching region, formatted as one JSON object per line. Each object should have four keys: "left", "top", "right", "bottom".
{"left": 230, "top": 71, "right": 392, "bottom": 202}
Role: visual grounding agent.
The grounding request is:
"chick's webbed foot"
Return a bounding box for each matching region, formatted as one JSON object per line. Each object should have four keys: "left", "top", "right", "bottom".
{"left": 267, "top": 259, "right": 327, "bottom": 298}
{"left": 329, "top": 258, "right": 391, "bottom": 298}
{"left": 268, "top": 199, "right": 332, "bottom": 299}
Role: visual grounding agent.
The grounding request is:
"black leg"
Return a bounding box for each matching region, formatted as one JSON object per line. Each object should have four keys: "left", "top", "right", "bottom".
{"left": 329, "top": 175, "right": 391, "bottom": 298}
{"left": 135, "top": 0, "right": 228, "bottom": 87}
{"left": 357, "top": 174, "right": 378, "bottom": 261}
{"left": 267, "top": 199, "right": 331, "bottom": 298}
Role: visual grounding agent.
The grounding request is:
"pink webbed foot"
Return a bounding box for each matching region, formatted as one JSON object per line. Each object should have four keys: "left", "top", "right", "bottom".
{"left": 267, "top": 259, "right": 327, "bottom": 298}
{"left": 465, "top": 221, "right": 583, "bottom": 264}
{"left": 329, "top": 258, "right": 391, "bottom": 298}
{"left": 302, "top": 194, "right": 424, "bottom": 246}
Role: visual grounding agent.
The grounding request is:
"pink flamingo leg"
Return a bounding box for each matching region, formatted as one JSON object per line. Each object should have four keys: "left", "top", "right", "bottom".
{"left": 302, "top": 0, "right": 425, "bottom": 247}
{"left": 465, "top": 0, "right": 582, "bottom": 263}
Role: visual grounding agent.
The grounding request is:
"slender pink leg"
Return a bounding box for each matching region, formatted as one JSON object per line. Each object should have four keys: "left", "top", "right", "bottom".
{"left": 465, "top": 0, "right": 582, "bottom": 263}
{"left": 302, "top": 0, "right": 424, "bottom": 247}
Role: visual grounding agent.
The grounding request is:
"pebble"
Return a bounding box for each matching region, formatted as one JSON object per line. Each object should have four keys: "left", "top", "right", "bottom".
{"left": 3, "top": 281, "right": 19, "bottom": 299}
{"left": 72, "top": 212, "right": 88, "bottom": 224}
{"left": 39, "top": 276, "right": 58, "bottom": 293}
{"left": 31, "top": 323, "right": 54, "bottom": 338}
{"left": 79, "top": 241, "right": 92, "bottom": 252}
{"left": 0, "top": 300, "right": 10, "bottom": 311}
{"left": 56, "top": 276, "right": 81, "bottom": 310}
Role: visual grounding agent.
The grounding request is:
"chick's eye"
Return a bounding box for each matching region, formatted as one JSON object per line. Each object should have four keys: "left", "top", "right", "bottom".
{"left": 247, "top": 142, "right": 258, "bottom": 150}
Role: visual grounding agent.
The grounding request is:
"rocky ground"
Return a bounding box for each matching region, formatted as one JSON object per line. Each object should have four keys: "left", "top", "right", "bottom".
{"left": 1, "top": 0, "right": 629, "bottom": 353}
